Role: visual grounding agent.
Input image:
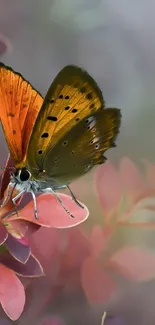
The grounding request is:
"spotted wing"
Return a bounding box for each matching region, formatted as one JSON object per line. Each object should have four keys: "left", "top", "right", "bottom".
{"left": 27, "top": 65, "right": 105, "bottom": 176}
{"left": 29, "top": 106, "right": 121, "bottom": 186}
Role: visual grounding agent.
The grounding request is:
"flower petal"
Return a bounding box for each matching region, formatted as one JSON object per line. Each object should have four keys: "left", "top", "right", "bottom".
{"left": 0, "top": 264, "right": 25, "bottom": 320}
{"left": 95, "top": 162, "right": 122, "bottom": 213}
{"left": 81, "top": 256, "right": 115, "bottom": 303}
{"left": 5, "top": 234, "right": 30, "bottom": 263}
{"left": 0, "top": 224, "right": 8, "bottom": 245}
{"left": 91, "top": 225, "right": 107, "bottom": 257}
{"left": 0, "top": 251, "right": 44, "bottom": 277}
{"left": 119, "top": 157, "right": 146, "bottom": 201}
{"left": 6, "top": 219, "right": 40, "bottom": 238}
{"left": 143, "top": 160, "right": 155, "bottom": 188}
{"left": 9, "top": 193, "right": 89, "bottom": 228}
{"left": 108, "top": 246, "right": 155, "bottom": 281}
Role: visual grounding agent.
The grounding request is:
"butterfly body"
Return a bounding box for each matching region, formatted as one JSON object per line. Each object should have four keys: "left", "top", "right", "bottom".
{"left": 0, "top": 63, "right": 121, "bottom": 218}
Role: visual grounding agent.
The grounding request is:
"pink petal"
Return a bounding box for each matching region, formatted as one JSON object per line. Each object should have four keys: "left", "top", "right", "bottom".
{"left": 0, "top": 251, "right": 44, "bottom": 277}
{"left": 0, "top": 155, "right": 14, "bottom": 200}
{"left": 143, "top": 160, "right": 155, "bottom": 188}
{"left": 5, "top": 234, "right": 30, "bottom": 263}
{"left": 0, "top": 264, "right": 25, "bottom": 320}
{"left": 91, "top": 225, "right": 106, "bottom": 257}
{"left": 95, "top": 162, "right": 122, "bottom": 213}
{"left": 7, "top": 219, "right": 40, "bottom": 238}
{"left": 81, "top": 256, "right": 115, "bottom": 303}
{"left": 29, "top": 227, "right": 62, "bottom": 280}
{"left": 119, "top": 157, "right": 146, "bottom": 200}
{"left": 9, "top": 193, "right": 89, "bottom": 228}
{"left": 108, "top": 246, "right": 155, "bottom": 281}
{"left": 58, "top": 228, "right": 90, "bottom": 287}
{"left": 41, "top": 317, "right": 64, "bottom": 325}
{"left": 0, "top": 224, "right": 8, "bottom": 245}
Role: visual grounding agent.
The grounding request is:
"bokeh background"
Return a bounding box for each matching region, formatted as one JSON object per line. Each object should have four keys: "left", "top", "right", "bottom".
{"left": 1, "top": 1, "right": 155, "bottom": 324}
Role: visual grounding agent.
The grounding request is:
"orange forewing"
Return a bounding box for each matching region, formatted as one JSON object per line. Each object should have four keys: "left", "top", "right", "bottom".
{"left": 0, "top": 63, "right": 43, "bottom": 167}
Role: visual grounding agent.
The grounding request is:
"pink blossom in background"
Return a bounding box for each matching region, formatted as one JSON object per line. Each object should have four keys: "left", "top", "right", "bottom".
{"left": 81, "top": 157, "right": 155, "bottom": 304}
{"left": 9, "top": 157, "right": 155, "bottom": 325}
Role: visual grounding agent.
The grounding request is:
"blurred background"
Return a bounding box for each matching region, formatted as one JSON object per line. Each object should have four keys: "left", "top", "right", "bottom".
{"left": 1, "top": 1, "right": 155, "bottom": 324}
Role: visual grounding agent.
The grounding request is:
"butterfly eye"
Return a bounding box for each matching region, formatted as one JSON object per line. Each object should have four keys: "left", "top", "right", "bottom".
{"left": 20, "top": 168, "right": 31, "bottom": 182}
{"left": 95, "top": 144, "right": 100, "bottom": 149}
{"left": 38, "top": 150, "right": 43, "bottom": 154}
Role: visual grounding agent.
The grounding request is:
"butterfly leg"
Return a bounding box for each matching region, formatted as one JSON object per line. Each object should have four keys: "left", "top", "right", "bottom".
{"left": 12, "top": 189, "right": 25, "bottom": 204}
{"left": 43, "top": 188, "right": 74, "bottom": 218}
{"left": 29, "top": 191, "right": 39, "bottom": 220}
{"left": 66, "top": 185, "right": 84, "bottom": 209}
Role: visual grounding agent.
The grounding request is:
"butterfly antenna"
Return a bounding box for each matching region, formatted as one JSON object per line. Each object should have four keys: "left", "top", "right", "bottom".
{"left": 0, "top": 167, "right": 15, "bottom": 171}
{"left": 66, "top": 185, "right": 84, "bottom": 209}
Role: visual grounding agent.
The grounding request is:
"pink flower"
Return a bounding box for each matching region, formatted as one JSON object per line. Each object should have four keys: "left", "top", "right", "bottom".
{"left": 81, "top": 158, "right": 155, "bottom": 304}
{"left": 0, "top": 155, "right": 89, "bottom": 320}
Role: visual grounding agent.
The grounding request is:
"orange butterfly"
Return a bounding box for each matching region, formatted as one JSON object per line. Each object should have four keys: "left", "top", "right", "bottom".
{"left": 0, "top": 63, "right": 121, "bottom": 218}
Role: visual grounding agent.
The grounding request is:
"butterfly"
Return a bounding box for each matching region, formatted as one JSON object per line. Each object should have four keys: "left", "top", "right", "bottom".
{"left": 0, "top": 63, "right": 121, "bottom": 219}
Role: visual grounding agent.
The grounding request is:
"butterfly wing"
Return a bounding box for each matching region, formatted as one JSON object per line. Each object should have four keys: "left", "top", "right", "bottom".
{"left": 27, "top": 65, "right": 105, "bottom": 176}
{"left": 41, "top": 108, "right": 120, "bottom": 185}
{"left": 0, "top": 63, "right": 43, "bottom": 167}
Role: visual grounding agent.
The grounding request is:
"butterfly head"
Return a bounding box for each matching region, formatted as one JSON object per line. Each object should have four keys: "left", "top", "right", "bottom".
{"left": 13, "top": 167, "right": 31, "bottom": 184}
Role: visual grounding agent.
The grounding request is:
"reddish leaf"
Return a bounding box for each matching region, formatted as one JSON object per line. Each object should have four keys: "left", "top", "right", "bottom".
{"left": 81, "top": 256, "right": 115, "bottom": 303}
{"left": 91, "top": 225, "right": 112, "bottom": 257}
{"left": 119, "top": 157, "right": 146, "bottom": 199}
{"left": 0, "top": 265, "right": 25, "bottom": 320}
{"left": 95, "top": 163, "right": 122, "bottom": 213}
{"left": 9, "top": 193, "right": 89, "bottom": 228}
{"left": 108, "top": 246, "right": 155, "bottom": 281}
